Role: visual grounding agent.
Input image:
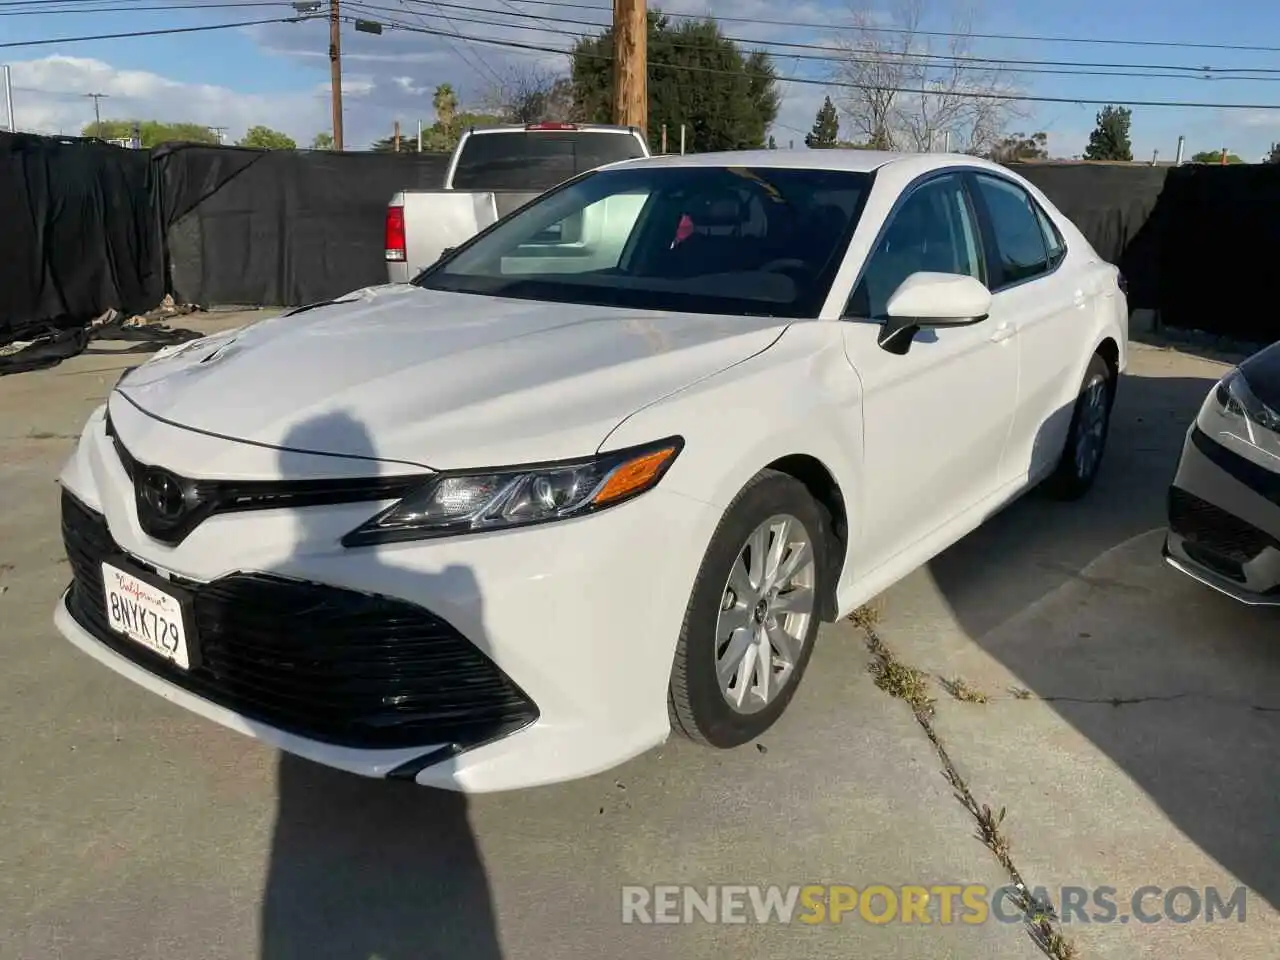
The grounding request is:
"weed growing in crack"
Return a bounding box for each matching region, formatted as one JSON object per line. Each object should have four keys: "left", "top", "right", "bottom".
{"left": 942, "top": 677, "right": 989, "bottom": 704}
{"left": 865, "top": 635, "right": 934, "bottom": 714}
{"left": 975, "top": 803, "right": 1012, "bottom": 867}
{"left": 848, "top": 602, "right": 881, "bottom": 628}
{"left": 851, "top": 617, "right": 1079, "bottom": 960}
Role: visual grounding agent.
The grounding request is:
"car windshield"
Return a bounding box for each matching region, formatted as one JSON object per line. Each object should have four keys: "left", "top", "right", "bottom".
{"left": 415, "top": 165, "right": 873, "bottom": 319}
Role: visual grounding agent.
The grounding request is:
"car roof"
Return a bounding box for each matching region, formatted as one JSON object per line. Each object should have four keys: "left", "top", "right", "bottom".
{"left": 605, "top": 149, "right": 1012, "bottom": 178}
{"left": 466, "top": 124, "right": 640, "bottom": 135}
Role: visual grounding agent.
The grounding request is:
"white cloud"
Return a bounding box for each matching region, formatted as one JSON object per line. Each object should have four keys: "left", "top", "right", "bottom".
{"left": 7, "top": 54, "right": 331, "bottom": 144}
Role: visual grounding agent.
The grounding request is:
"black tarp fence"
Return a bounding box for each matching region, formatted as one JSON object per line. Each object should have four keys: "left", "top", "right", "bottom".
{"left": 0, "top": 132, "right": 165, "bottom": 346}
{"left": 3, "top": 135, "right": 1280, "bottom": 352}
{"left": 154, "top": 145, "right": 450, "bottom": 306}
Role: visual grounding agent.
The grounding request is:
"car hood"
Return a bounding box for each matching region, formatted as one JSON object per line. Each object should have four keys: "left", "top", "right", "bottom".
{"left": 117, "top": 284, "right": 789, "bottom": 469}
{"left": 1239, "top": 340, "right": 1280, "bottom": 412}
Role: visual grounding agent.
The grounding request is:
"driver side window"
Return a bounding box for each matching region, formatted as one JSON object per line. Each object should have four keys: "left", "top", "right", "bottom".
{"left": 845, "top": 175, "right": 985, "bottom": 321}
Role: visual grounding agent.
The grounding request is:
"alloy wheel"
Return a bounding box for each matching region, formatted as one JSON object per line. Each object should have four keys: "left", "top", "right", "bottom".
{"left": 714, "top": 513, "right": 817, "bottom": 715}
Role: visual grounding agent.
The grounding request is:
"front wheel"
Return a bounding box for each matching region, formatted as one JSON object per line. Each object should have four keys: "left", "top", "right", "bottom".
{"left": 1045, "top": 352, "right": 1115, "bottom": 500}
{"left": 668, "top": 470, "right": 831, "bottom": 748}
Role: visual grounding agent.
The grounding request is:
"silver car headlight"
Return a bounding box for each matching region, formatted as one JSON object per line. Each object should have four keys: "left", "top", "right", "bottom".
{"left": 342, "top": 437, "right": 683, "bottom": 546}
{"left": 1198, "top": 368, "right": 1280, "bottom": 460}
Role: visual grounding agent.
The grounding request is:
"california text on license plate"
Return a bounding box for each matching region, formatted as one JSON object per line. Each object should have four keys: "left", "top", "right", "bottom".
{"left": 101, "top": 562, "right": 191, "bottom": 669}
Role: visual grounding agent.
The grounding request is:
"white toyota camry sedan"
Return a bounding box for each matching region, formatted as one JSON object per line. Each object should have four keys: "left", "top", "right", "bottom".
{"left": 55, "top": 150, "right": 1128, "bottom": 792}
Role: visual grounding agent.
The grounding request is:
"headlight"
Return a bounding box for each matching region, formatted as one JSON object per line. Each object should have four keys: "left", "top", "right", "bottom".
{"left": 342, "top": 437, "right": 684, "bottom": 546}
{"left": 1199, "top": 368, "right": 1280, "bottom": 458}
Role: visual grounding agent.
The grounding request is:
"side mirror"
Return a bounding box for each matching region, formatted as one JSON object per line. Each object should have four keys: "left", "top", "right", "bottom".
{"left": 877, "top": 272, "right": 992, "bottom": 355}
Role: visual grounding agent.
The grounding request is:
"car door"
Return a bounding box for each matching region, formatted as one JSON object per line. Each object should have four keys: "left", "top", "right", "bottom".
{"left": 967, "top": 172, "right": 1094, "bottom": 485}
{"left": 841, "top": 172, "right": 1019, "bottom": 573}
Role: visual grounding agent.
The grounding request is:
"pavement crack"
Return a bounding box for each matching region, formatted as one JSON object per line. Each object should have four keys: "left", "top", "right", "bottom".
{"left": 1038, "top": 692, "right": 1280, "bottom": 713}
{"left": 855, "top": 611, "right": 1079, "bottom": 959}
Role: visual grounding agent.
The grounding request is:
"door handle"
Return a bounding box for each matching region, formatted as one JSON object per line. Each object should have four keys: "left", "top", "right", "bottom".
{"left": 1073, "top": 290, "right": 1087, "bottom": 308}
{"left": 989, "top": 323, "right": 1015, "bottom": 343}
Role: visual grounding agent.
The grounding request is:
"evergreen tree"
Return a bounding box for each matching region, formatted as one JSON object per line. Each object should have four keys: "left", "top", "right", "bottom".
{"left": 571, "top": 14, "right": 779, "bottom": 152}
{"left": 804, "top": 96, "right": 839, "bottom": 148}
{"left": 1083, "top": 105, "right": 1133, "bottom": 161}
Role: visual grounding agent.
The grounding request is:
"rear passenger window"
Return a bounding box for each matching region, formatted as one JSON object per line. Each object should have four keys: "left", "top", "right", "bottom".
{"left": 1033, "top": 203, "right": 1066, "bottom": 268}
{"left": 973, "top": 174, "right": 1049, "bottom": 287}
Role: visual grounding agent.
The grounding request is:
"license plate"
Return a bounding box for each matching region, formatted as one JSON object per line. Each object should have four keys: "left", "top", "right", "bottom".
{"left": 101, "top": 562, "right": 191, "bottom": 669}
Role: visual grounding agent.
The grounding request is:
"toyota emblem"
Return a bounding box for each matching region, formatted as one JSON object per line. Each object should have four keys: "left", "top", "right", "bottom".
{"left": 140, "top": 468, "right": 187, "bottom": 521}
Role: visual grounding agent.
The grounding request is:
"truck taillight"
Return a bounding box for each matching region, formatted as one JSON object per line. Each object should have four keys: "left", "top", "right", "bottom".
{"left": 385, "top": 204, "right": 406, "bottom": 262}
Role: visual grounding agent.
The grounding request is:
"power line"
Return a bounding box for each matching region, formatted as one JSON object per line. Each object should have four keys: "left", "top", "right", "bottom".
{"left": 4, "top": 0, "right": 1280, "bottom": 60}
{"left": 342, "top": 15, "right": 1280, "bottom": 111}
{"left": 389, "top": 0, "right": 1280, "bottom": 56}
{"left": 0, "top": 13, "right": 323, "bottom": 48}
{"left": 7, "top": 0, "right": 1280, "bottom": 78}
{"left": 0, "top": 1, "right": 285, "bottom": 14}
{"left": 343, "top": 3, "right": 1280, "bottom": 84}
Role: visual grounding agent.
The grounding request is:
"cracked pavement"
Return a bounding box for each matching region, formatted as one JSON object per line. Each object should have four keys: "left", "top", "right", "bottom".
{"left": 2, "top": 321, "right": 1277, "bottom": 959}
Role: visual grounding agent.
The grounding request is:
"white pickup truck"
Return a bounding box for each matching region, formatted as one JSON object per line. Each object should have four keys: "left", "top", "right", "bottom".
{"left": 385, "top": 122, "right": 651, "bottom": 282}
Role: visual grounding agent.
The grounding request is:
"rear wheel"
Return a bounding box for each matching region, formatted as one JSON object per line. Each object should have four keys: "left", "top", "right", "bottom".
{"left": 1045, "top": 352, "right": 1115, "bottom": 500}
{"left": 668, "top": 470, "right": 830, "bottom": 748}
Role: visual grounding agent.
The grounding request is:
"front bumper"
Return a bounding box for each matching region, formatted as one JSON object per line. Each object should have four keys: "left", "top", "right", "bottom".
{"left": 53, "top": 403, "right": 722, "bottom": 792}
{"left": 1164, "top": 424, "right": 1280, "bottom": 606}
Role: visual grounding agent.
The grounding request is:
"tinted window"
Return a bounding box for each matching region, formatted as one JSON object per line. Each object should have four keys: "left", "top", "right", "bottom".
{"left": 846, "top": 175, "right": 984, "bottom": 320}
{"left": 419, "top": 166, "right": 873, "bottom": 319}
{"left": 974, "top": 174, "right": 1049, "bottom": 286}
{"left": 451, "top": 131, "right": 648, "bottom": 191}
{"left": 1033, "top": 202, "right": 1066, "bottom": 267}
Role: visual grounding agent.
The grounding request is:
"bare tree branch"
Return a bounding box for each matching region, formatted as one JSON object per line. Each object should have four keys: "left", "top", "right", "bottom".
{"left": 831, "top": 0, "right": 1027, "bottom": 155}
{"left": 482, "top": 65, "right": 578, "bottom": 124}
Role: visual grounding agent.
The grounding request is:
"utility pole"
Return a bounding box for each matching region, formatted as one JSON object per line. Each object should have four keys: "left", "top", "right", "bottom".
{"left": 84, "top": 92, "right": 108, "bottom": 135}
{"left": 329, "top": 0, "right": 344, "bottom": 151}
{"left": 2, "top": 64, "right": 14, "bottom": 132}
{"left": 612, "top": 0, "right": 646, "bottom": 138}
{"left": 393, "top": 120, "right": 401, "bottom": 153}
{"left": 417, "top": 118, "right": 422, "bottom": 152}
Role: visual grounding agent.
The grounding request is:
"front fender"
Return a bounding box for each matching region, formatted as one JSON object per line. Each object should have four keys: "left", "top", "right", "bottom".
{"left": 601, "top": 323, "right": 865, "bottom": 588}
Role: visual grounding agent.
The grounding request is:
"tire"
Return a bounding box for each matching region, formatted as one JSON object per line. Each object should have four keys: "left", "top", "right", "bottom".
{"left": 1044, "top": 352, "right": 1115, "bottom": 500}
{"left": 668, "top": 469, "right": 831, "bottom": 748}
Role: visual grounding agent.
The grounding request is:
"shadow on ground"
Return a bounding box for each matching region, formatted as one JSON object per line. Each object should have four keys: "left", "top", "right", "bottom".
{"left": 926, "top": 369, "right": 1280, "bottom": 909}
{"left": 259, "top": 412, "right": 500, "bottom": 960}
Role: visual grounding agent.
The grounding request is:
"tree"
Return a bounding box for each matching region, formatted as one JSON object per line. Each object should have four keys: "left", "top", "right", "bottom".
{"left": 988, "top": 131, "right": 1049, "bottom": 163}
{"left": 238, "top": 125, "right": 296, "bottom": 150}
{"left": 1267, "top": 143, "right": 1280, "bottom": 164}
{"left": 805, "top": 96, "right": 840, "bottom": 148}
{"left": 370, "top": 110, "right": 504, "bottom": 153}
{"left": 570, "top": 13, "right": 780, "bottom": 152}
{"left": 831, "top": 0, "right": 1024, "bottom": 155}
{"left": 311, "top": 132, "right": 334, "bottom": 150}
{"left": 433, "top": 83, "right": 458, "bottom": 132}
{"left": 483, "top": 66, "right": 577, "bottom": 124}
{"left": 83, "top": 119, "right": 217, "bottom": 146}
{"left": 1189, "top": 150, "right": 1243, "bottom": 164}
{"left": 1082, "top": 105, "right": 1133, "bottom": 161}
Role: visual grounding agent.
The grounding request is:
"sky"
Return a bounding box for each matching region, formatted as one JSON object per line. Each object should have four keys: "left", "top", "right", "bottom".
{"left": 2, "top": 0, "right": 1280, "bottom": 159}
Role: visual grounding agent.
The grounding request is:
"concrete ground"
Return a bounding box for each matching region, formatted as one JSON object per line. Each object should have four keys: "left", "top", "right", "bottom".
{"left": 1, "top": 314, "right": 1276, "bottom": 959}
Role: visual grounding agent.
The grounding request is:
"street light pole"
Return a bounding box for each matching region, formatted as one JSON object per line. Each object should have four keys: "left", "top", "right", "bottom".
{"left": 2, "top": 65, "right": 14, "bottom": 132}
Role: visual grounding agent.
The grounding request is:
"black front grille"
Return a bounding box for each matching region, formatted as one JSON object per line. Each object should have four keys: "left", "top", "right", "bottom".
{"left": 104, "top": 410, "right": 428, "bottom": 546}
{"left": 61, "top": 491, "right": 539, "bottom": 750}
{"left": 1168, "top": 486, "right": 1277, "bottom": 580}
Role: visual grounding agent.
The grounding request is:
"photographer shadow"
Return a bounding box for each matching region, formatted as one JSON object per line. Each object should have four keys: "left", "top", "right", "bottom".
{"left": 259, "top": 410, "right": 502, "bottom": 960}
